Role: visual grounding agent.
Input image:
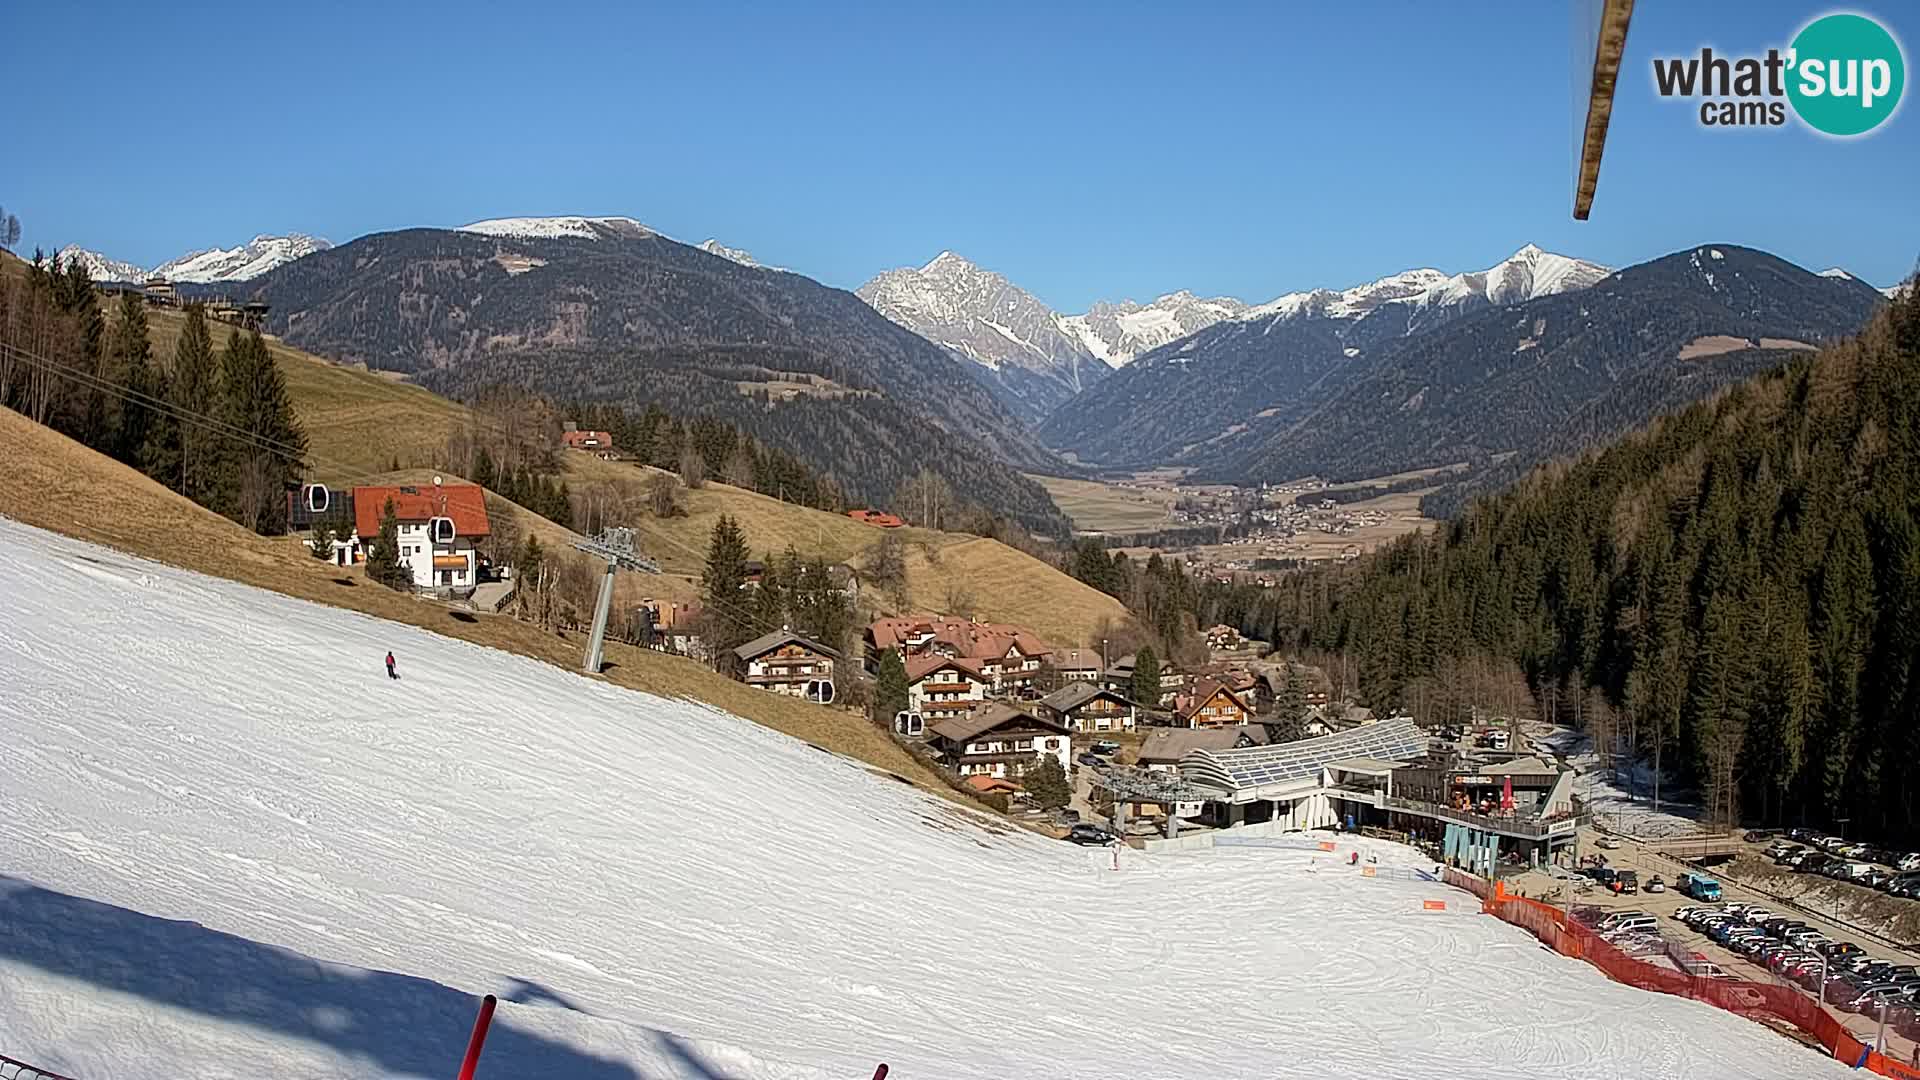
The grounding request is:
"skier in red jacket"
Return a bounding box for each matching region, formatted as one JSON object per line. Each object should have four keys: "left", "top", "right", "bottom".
{"left": 385, "top": 651, "right": 398, "bottom": 680}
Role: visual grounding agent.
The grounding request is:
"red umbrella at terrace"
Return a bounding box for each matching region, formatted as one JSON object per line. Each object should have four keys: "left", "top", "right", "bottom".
{"left": 1501, "top": 774, "right": 1514, "bottom": 814}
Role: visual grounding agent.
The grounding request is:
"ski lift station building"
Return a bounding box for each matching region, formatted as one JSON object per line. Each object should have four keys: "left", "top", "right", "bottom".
{"left": 1158, "top": 717, "right": 1586, "bottom": 870}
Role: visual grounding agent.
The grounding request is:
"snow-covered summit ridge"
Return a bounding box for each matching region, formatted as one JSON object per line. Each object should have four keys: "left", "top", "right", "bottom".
{"left": 54, "top": 245, "right": 148, "bottom": 284}
{"left": 1240, "top": 245, "right": 1608, "bottom": 327}
{"left": 51, "top": 235, "right": 331, "bottom": 284}
{"left": 457, "top": 215, "right": 654, "bottom": 241}
{"left": 155, "top": 234, "right": 332, "bottom": 283}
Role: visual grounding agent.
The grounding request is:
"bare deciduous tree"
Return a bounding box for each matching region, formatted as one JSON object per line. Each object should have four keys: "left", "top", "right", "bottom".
{"left": 679, "top": 444, "right": 707, "bottom": 489}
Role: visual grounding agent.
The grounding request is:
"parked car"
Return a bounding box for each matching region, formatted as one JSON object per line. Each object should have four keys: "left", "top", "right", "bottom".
{"left": 1596, "top": 836, "right": 1624, "bottom": 850}
{"left": 1845, "top": 984, "right": 1909, "bottom": 1014}
{"left": 1744, "top": 829, "right": 1776, "bottom": 843}
{"left": 1862, "top": 870, "right": 1895, "bottom": 890}
{"left": 1646, "top": 875, "right": 1666, "bottom": 893}
{"left": 1616, "top": 870, "right": 1640, "bottom": 895}
{"left": 1898, "top": 853, "right": 1920, "bottom": 873}
{"left": 1075, "top": 752, "right": 1105, "bottom": 769}
{"left": 1065, "top": 823, "right": 1115, "bottom": 846}
{"left": 1091, "top": 740, "right": 1121, "bottom": 756}
{"left": 1820, "top": 941, "right": 1865, "bottom": 959}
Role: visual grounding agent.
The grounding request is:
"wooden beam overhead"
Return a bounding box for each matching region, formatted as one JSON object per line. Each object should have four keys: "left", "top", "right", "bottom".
{"left": 1574, "top": 0, "right": 1636, "bottom": 221}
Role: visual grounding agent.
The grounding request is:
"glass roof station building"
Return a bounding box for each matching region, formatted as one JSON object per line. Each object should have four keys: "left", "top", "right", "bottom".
{"left": 1171, "top": 717, "right": 1586, "bottom": 872}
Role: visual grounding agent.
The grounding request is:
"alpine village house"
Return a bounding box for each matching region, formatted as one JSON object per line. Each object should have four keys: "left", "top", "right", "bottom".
{"left": 731, "top": 630, "right": 840, "bottom": 699}
{"left": 292, "top": 482, "right": 492, "bottom": 593}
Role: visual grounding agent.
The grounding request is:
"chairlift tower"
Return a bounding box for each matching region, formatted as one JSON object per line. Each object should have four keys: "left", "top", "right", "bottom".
{"left": 1095, "top": 767, "right": 1216, "bottom": 841}
{"left": 572, "top": 526, "right": 662, "bottom": 674}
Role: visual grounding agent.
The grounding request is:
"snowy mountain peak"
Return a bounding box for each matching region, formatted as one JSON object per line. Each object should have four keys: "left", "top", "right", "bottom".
{"left": 153, "top": 234, "right": 333, "bottom": 283}
{"left": 1819, "top": 267, "right": 1855, "bottom": 281}
{"left": 54, "top": 245, "right": 148, "bottom": 284}
{"left": 856, "top": 253, "right": 1110, "bottom": 417}
{"left": 697, "top": 239, "right": 760, "bottom": 268}
{"left": 922, "top": 250, "right": 972, "bottom": 275}
{"left": 53, "top": 234, "right": 330, "bottom": 285}
{"left": 1061, "top": 290, "right": 1252, "bottom": 367}
{"left": 1414, "top": 245, "right": 1610, "bottom": 312}
{"left": 457, "top": 216, "right": 653, "bottom": 241}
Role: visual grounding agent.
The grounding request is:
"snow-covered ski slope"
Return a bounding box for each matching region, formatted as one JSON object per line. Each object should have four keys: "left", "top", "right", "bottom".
{"left": 0, "top": 516, "right": 1849, "bottom": 1080}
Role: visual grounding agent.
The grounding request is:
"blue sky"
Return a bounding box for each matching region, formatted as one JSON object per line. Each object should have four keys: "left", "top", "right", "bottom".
{"left": 8, "top": 1, "right": 1916, "bottom": 309}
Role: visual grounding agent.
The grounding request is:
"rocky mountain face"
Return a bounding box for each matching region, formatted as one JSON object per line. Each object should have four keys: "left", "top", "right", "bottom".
{"left": 856, "top": 253, "right": 1112, "bottom": 425}
{"left": 1058, "top": 291, "right": 1249, "bottom": 367}
{"left": 243, "top": 221, "right": 1074, "bottom": 534}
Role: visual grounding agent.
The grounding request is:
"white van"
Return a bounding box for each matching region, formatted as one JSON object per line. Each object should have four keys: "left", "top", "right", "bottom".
{"left": 1488, "top": 730, "right": 1510, "bottom": 751}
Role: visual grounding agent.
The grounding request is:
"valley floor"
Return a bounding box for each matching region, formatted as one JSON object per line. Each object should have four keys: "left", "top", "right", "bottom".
{"left": 0, "top": 516, "right": 1853, "bottom": 1079}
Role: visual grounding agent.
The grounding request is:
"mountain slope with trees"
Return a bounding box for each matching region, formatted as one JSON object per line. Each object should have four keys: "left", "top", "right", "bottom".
{"left": 1231, "top": 246, "right": 1887, "bottom": 494}
{"left": 243, "top": 224, "right": 1073, "bottom": 534}
{"left": 1210, "top": 286, "right": 1920, "bottom": 843}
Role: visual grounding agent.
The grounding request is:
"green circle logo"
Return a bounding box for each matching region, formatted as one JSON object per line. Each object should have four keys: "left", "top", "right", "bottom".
{"left": 1787, "top": 13, "right": 1906, "bottom": 136}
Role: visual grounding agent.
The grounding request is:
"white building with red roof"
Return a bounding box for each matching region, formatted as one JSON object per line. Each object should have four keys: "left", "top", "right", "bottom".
{"left": 310, "top": 481, "right": 492, "bottom": 591}
{"left": 866, "top": 614, "right": 1052, "bottom": 694}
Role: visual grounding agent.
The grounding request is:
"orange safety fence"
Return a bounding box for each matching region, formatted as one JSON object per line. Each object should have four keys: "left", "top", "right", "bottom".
{"left": 1443, "top": 866, "right": 1492, "bottom": 899}
{"left": 1477, "top": 882, "right": 1920, "bottom": 1076}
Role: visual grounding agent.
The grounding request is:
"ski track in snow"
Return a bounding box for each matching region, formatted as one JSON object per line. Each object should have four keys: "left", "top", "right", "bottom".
{"left": 0, "top": 516, "right": 1851, "bottom": 1079}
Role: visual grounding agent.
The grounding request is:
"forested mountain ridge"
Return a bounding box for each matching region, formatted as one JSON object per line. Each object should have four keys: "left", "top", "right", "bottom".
{"left": 243, "top": 225, "right": 1074, "bottom": 534}
{"left": 1218, "top": 287, "right": 1920, "bottom": 843}
{"left": 1040, "top": 245, "right": 1608, "bottom": 469}
{"left": 1228, "top": 245, "right": 1886, "bottom": 494}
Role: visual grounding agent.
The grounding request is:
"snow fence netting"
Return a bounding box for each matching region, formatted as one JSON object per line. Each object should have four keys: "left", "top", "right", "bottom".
{"left": 1477, "top": 882, "right": 1920, "bottom": 1077}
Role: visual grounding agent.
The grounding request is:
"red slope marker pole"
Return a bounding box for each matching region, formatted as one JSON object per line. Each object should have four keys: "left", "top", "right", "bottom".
{"left": 456, "top": 993, "right": 498, "bottom": 1080}
{"left": 872, "top": 1066, "right": 889, "bottom": 1080}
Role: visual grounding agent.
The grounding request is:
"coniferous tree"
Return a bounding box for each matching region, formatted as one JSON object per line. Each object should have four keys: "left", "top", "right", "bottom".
{"left": 753, "top": 549, "right": 788, "bottom": 630}
{"left": 1131, "top": 644, "right": 1162, "bottom": 707}
{"left": 701, "top": 515, "right": 752, "bottom": 659}
{"left": 872, "top": 648, "right": 909, "bottom": 727}
{"left": 166, "top": 304, "right": 221, "bottom": 507}
{"left": 108, "top": 290, "right": 157, "bottom": 467}
{"left": 1023, "top": 753, "right": 1072, "bottom": 811}
{"left": 308, "top": 518, "right": 336, "bottom": 560}
{"left": 365, "top": 499, "right": 409, "bottom": 590}
{"left": 218, "top": 328, "right": 306, "bottom": 533}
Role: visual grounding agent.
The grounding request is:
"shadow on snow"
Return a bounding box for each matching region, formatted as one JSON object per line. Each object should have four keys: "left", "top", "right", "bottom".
{"left": 0, "top": 875, "right": 640, "bottom": 1079}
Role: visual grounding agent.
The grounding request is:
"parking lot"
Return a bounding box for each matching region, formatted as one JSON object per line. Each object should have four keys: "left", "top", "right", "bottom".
{"left": 1507, "top": 827, "right": 1920, "bottom": 1065}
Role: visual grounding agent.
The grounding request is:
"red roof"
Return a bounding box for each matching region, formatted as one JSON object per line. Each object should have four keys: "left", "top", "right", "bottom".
{"left": 847, "top": 509, "right": 905, "bottom": 528}
{"left": 868, "top": 614, "right": 1050, "bottom": 663}
{"left": 561, "top": 430, "right": 615, "bottom": 450}
{"left": 352, "top": 484, "right": 491, "bottom": 540}
{"left": 964, "top": 775, "right": 1020, "bottom": 794}
{"left": 904, "top": 654, "right": 989, "bottom": 684}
